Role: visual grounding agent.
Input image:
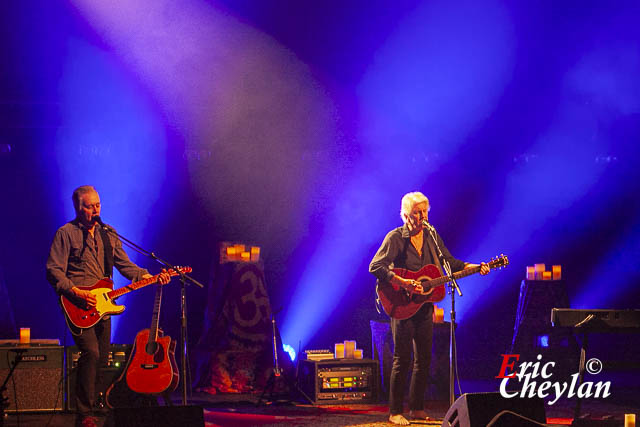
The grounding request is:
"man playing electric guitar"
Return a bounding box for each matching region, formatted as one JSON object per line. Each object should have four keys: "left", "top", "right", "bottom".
{"left": 46, "top": 185, "right": 171, "bottom": 427}
{"left": 369, "top": 191, "right": 490, "bottom": 426}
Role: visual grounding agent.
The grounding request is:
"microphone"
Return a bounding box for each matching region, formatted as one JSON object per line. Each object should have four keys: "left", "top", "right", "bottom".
{"left": 92, "top": 216, "right": 112, "bottom": 231}
{"left": 422, "top": 219, "right": 435, "bottom": 231}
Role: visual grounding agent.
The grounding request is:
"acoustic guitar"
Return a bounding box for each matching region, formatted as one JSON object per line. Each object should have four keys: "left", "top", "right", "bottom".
{"left": 60, "top": 267, "right": 191, "bottom": 330}
{"left": 125, "top": 284, "right": 179, "bottom": 394}
{"left": 376, "top": 255, "right": 508, "bottom": 320}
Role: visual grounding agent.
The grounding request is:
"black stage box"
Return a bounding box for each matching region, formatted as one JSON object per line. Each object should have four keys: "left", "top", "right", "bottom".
{"left": 65, "top": 344, "right": 132, "bottom": 411}
{"left": 0, "top": 344, "right": 64, "bottom": 412}
{"left": 106, "top": 406, "right": 204, "bottom": 427}
{"left": 442, "top": 392, "right": 546, "bottom": 427}
{"left": 299, "top": 359, "right": 378, "bottom": 404}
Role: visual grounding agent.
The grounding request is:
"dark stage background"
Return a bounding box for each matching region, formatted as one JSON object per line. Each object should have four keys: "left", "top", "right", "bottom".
{"left": 1, "top": 0, "right": 639, "bottom": 386}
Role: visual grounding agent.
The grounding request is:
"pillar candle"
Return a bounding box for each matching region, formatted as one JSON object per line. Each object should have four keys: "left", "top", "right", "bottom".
{"left": 334, "top": 343, "right": 345, "bottom": 359}
{"left": 625, "top": 414, "right": 635, "bottom": 427}
{"left": 19, "top": 327, "right": 30, "bottom": 344}
{"left": 526, "top": 266, "right": 535, "bottom": 280}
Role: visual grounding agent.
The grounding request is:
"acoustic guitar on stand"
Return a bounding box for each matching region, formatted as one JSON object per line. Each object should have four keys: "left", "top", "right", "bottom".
{"left": 376, "top": 255, "right": 508, "bottom": 320}
{"left": 125, "top": 283, "right": 179, "bottom": 395}
{"left": 60, "top": 267, "right": 192, "bottom": 331}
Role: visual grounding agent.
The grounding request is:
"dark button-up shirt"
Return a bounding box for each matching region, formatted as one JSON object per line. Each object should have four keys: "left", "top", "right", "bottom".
{"left": 369, "top": 223, "right": 465, "bottom": 283}
{"left": 46, "top": 219, "right": 149, "bottom": 295}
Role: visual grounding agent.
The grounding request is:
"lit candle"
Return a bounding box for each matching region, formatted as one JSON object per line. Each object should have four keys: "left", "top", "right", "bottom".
{"left": 241, "top": 251, "right": 250, "bottom": 261}
{"left": 552, "top": 265, "right": 562, "bottom": 280}
{"left": 334, "top": 343, "right": 345, "bottom": 359}
{"left": 534, "top": 264, "right": 546, "bottom": 280}
{"left": 250, "top": 246, "right": 260, "bottom": 262}
{"left": 344, "top": 340, "right": 356, "bottom": 359}
{"left": 542, "top": 271, "right": 552, "bottom": 280}
{"left": 625, "top": 414, "right": 635, "bottom": 427}
{"left": 526, "top": 266, "right": 535, "bottom": 281}
{"left": 354, "top": 349, "right": 363, "bottom": 359}
{"left": 19, "top": 327, "right": 30, "bottom": 345}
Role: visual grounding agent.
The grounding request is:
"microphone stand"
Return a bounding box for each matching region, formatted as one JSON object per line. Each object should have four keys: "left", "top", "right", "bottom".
{"left": 97, "top": 219, "right": 204, "bottom": 406}
{"left": 1, "top": 349, "right": 26, "bottom": 426}
{"left": 425, "top": 223, "right": 462, "bottom": 407}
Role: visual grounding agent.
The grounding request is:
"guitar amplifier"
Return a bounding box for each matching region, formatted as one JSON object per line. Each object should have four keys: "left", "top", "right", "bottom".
{"left": 299, "top": 359, "right": 378, "bottom": 404}
{"left": 0, "top": 344, "right": 65, "bottom": 412}
{"left": 65, "top": 344, "right": 132, "bottom": 411}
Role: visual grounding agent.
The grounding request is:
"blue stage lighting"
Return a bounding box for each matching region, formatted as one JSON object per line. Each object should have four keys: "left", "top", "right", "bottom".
{"left": 283, "top": 344, "right": 296, "bottom": 362}
{"left": 55, "top": 39, "right": 167, "bottom": 342}
{"left": 537, "top": 335, "right": 549, "bottom": 348}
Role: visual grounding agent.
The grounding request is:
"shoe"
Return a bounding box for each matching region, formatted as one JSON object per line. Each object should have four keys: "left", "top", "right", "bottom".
{"left": 76, "top": 415, "right": 98, "bottom": 427}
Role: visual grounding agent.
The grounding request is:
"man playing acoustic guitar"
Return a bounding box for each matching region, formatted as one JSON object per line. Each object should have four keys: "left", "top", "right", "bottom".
{"left": 369, "top": 191, "right": 489, "bottom": 426}
{"left": 46, "top": 185, "right": 171, "bottom": 427}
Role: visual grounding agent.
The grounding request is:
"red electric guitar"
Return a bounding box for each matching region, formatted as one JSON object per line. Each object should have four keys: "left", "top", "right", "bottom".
{"left": 125, "top": 283, "right": 179, "bottom": 395}
{"left": 376, "top": 255, "right": 508, "bottom": 320}
{"left": 60, "top": 267, "right": 192, "bottom": 330}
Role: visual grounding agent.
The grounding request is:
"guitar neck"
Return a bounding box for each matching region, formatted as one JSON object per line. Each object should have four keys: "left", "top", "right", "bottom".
{"left": 107, "top": 274, "right": 159, "bottom": 300}
{"left": 149, "top": 286, "right": 163, "bottom": 343}
{"left": 430, "top": 265, "right": 482, "bottom": 286}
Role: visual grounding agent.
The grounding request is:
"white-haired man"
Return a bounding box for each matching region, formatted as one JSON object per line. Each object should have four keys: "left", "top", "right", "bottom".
{"left": 369, "top": 191, "right": 489, "bottom": 425}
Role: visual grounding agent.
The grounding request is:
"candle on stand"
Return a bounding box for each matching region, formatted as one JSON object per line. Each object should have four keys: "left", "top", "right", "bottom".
{"left": 334, "top": 343, "right": 345, "bottom": 359}
{"left": 226, "top": 246, "right": 236, "bottom": 261}
{"left": 534, "top": 264, "right": 546, "bottom": 280}
{"left": 250, "top": 246, "right": 260, "bottom": 262}
{"left": 625, "top": 414, "right": 635, "bottom": 427}
{"left": 526, "top": 266, "right": 535, "bottom": 280}
{"left": 19, "top": 327, "right": 30, "bottom": 345}
{"left": 344, "top": 341, "right": 356, "bottom": 358}
{"left": 552, "top": 265, "right": 562, "bottom": 280}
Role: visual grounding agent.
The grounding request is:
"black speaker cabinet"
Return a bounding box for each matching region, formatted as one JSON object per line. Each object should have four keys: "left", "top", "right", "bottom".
{"left": 0, "top": 345, "right": 64, "bottom": 412}
{"left": 105, "top": 406, "right": 204, "bottom": 427}
{"left": 65, "top": 344, "right": 132, "bottom": 411}
{"left": 441, "top": 392, "right": 546, "bottom": 427}
{"left": 299, "top": 358, "right": 379, "bottom": 404}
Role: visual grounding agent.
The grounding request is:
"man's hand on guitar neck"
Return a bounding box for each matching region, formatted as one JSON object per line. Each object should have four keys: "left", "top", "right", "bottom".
{"left": 464, "top": 262, "right": 491, "bottom": 275}
{"left": 391, "top": 274, "right": 424, "bottom": 294}
{"left": 143, "top": 268, "right": 172, "bottom": 285}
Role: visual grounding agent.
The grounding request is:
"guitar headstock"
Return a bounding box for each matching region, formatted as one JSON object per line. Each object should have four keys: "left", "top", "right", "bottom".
{"left": 488, "top": 254, "right": 509, "bottom": 270}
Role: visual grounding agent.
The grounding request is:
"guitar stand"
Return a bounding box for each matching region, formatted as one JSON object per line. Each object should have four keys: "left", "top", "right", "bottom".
{"left": 256, "top": 316, "right": 313, "bottom": 406}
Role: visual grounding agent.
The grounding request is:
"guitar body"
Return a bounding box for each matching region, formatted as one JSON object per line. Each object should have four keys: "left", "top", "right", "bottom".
{"left": 126, "top": 328, "right": 179, "bottom": 395}
{"left": 376, "top": 255, "right": 509, "bottom": 320}
{"left": 105, "top": 351, "right": 158, "bottom": 409}
{"left": 60, "top": 279, "right": 125, "bottom": 329}
{"left": 376, "top": 264, "right": 445, "bottom": 320}
{"left": 59, "top": 267, "right": 192, "bottom": 331}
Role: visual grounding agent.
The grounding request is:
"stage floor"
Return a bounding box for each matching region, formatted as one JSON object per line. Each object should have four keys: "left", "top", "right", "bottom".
{"left": 2, "top": 388, "right": 638, "bottom": 427}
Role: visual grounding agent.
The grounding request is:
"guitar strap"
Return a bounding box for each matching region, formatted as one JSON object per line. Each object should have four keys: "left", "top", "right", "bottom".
{"left": 100, "top": 227, "right": 115, "bottom": 278}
